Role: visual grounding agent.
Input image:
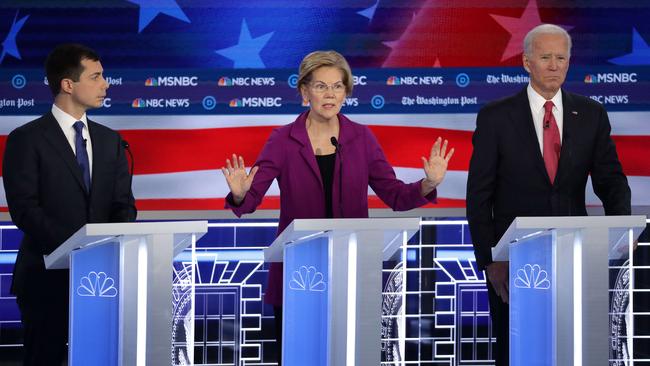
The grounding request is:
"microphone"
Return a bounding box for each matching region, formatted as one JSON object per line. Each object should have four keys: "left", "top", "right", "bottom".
{"left": 544, "top": 120, "right": 550, "bottom": 129}
{"left": 330, "top": 137, "right": 343, "bottom": 217}
{"left": 121, "top": 140, "right": 137, "bottom": 219}
{"left": 330, "top": 136, "right": 339, "bottom": 152}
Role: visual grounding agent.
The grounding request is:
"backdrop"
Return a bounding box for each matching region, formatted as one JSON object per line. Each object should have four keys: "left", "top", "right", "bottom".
{"left": 0, "top": 0, "right": 648, "bottom": 212}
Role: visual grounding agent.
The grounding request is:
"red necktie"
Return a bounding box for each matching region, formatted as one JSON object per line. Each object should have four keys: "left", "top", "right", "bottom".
{"left": 543, "top": 101, "right": 561, "bottom": 183}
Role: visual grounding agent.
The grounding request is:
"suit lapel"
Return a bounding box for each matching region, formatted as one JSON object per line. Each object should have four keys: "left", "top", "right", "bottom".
{"left": 88, "top": 120, "right": 102, "bottom": 197}
{"left": 331, "top": 114, "right": 359, "bottom": 216}
{"left": 336, "top": 114, "right": 359, "bottom": 150}
{"left": 289, "top": 112, "right": 322, "bottom": 186}
{"left": 556, "top": 90, "right": 579, "bottom": 186}
{"left": 40, "top": 112, "right": 88, "bottom": 195}
{"left": 509, "top": 89, "right": 550, "bottom": 183}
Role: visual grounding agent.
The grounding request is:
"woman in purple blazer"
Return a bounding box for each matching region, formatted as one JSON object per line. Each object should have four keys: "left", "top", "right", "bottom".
{"left": 222, "top": 50, "right": 454, "bottom": 353}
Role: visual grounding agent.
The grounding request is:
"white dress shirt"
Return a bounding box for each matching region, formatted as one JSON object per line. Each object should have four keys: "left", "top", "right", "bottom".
{"left": 51, "top": 104, "right": 93, "bottom": 178}
{"left": 527, "top": 84, "right": 563, "bottom": 156}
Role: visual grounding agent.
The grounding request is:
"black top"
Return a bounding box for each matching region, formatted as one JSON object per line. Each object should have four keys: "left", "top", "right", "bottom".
{"left": 315, "top": 153, "right": 336, "bottom": 218}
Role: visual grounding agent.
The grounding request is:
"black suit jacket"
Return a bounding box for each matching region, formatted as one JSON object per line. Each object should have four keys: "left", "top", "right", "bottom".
{"left": 466, "top": 88, "right": 631, "bottom": 270}
{"left": 3, "top": 111, "right": 136, "bottom": 297}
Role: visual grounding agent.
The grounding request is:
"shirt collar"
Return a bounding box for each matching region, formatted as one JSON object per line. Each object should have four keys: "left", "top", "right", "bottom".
{"left": 527, "top": 84, "right": 563, "bottom": 113}
{"left": 51, "top": 104, "right": 88, "bottom": 130}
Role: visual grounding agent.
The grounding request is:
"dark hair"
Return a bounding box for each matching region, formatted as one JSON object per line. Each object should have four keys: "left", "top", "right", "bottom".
{"left": 45, "top": 44, "right": 100, "bottom": 96}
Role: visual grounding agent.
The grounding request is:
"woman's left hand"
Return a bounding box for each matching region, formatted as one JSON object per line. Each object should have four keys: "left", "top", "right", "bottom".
{"left": 421, "top": 137, "right": 455, "bottom": 193}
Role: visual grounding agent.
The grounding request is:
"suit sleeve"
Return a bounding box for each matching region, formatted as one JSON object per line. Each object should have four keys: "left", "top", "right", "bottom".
{"left": 2, "top": 128, "right": 70, "bottom": 254}
{"left": 110, "top": 132, "right": 137, "bottom": 222}
{"left": 366, "top": 128, "right": 435, "bottom": 211}
{"left": 639, "top": 225, "right": 650, "bottom": 243}
{"left": 466, "top": 108, "right": 498, "bottom": 270}
{"left": 589, "top": 104, "right": 631, "bottom": 215}
{"left": 225, "top": 129, "right": 283, "bottom": 216}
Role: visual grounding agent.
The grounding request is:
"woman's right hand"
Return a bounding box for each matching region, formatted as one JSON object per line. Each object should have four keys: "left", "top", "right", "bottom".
{"left": 221, "top": 154, "right": 259, "bottom": 205}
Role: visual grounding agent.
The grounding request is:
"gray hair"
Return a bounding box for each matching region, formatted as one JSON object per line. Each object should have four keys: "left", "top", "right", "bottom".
{"left": 523, "top": 24, "right": 572, "bottom": 57}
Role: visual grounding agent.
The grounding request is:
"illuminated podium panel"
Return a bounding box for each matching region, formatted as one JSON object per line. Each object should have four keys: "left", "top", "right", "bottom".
{"left": 265, "top": 218, "right": 420, "bottom": 366}
{"left": 492, "top": 216, "right": 646, "bottom": 366}
{"left": 44, "top": 221, "right": 207, "bottom": 366}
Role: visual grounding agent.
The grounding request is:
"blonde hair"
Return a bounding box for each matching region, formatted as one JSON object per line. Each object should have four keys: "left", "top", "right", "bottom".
{"left": 298, "top": 50, "right": 353, "bottom": 96}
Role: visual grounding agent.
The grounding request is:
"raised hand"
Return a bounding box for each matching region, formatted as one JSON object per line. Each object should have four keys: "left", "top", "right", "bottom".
{"left": 421, "top": 137, "right": 455, "bottom": 190}
{"left": 221, "top": 154, "right": 259, "bottom": 205}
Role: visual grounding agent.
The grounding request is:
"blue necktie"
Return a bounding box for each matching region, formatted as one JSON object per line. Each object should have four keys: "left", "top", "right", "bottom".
{"left": 73, "top": 121, "right": 91, "bottom": 193}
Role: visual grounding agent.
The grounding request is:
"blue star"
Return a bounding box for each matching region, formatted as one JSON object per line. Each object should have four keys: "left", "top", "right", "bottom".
{"left": 357, "top": 0, "right": 379, "bottom": 21}
{"left": 215, "top": 19, "right": 274, "bottom": 68}
{"left": 0, "top": 12, "right": 29, "bottom": 65}
{"left": 609, "top": 28, "right": 650, "bottom": 65}
{"left": 127, "top": 0, "right": 190, "bottom": 33}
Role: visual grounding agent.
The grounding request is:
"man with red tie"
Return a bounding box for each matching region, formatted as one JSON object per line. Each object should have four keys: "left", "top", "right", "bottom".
{"left": 466, "top": 24, "right": 631, "bottom": 366}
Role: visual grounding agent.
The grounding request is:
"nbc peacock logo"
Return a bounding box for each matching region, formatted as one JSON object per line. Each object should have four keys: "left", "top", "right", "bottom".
{"left": 229, "top": 98, "right": 243, "bottom": 107}
{"left": 145, "top": 77, "right": 159, "bottom": 86}
{"left": 289, "top": 266, "right": 326, "bottom": 292}
{"left": 77, "top": 271, "right": 118, "bottom": 297}
{"left": 218, "top": 77, "right": 232, "bottom": 86}
{"left": 514, "top": 264, "right": 550, "bottom": 290}
{"left": 584, "top": 74, "right": 597, "bottom": 83}
{"left": 131, "top": 98, "right": 144, "bottom": 108}
{"left": 386, "top": 76, "right": 400, "bottom": 85}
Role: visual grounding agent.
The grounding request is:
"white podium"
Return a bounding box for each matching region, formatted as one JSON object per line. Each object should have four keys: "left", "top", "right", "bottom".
{"left": 44, "top": 221, "right": 208, "bottom": 366}
{"left": 265, "top": 218, "right": 420, "bottom": 366}
{"left": 492, "top": 215, "right": 646, "bottom": 366}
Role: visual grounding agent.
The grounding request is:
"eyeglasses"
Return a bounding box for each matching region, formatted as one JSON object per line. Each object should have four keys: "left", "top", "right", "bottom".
{"left": 310, "top": 82, "right": 346, "bottom": 94}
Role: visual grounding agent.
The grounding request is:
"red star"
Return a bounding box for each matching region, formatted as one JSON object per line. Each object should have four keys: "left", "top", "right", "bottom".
{"left": 382, "top": 0, "right": 570, "bottom": 67}
{"left": 490, "top": 0, "right": 545, "bottom": 61}
{"left": 490, "top": 0, "right": 572, "bottom": 62}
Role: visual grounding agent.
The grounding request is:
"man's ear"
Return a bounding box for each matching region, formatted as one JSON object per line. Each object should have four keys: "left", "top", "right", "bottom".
{"left": 522, "top": 54, "right": 530, "bottom": 73}
{"left": 60, "top": 78, "right": 74, "bottom": 94}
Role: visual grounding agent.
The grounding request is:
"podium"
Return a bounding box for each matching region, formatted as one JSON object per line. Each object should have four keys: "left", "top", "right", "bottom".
{"left": 44, "top": 221, "right": 208, "bottom": 366}
{"left": 265, "top": 218, "right": 420, "bottom": 366}
{"left": 491, "top": 215, "right": 646, "bottom": 366}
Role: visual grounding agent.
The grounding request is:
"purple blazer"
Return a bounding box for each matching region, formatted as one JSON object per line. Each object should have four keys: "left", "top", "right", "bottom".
{"left": 226, "top": 111, "right": 436, "bottom": 306}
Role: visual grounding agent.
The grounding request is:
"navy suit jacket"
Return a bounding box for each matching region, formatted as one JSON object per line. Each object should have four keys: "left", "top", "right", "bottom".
{"left": 466, "top": 88, "right": 631, "bottom": 270}
{"left": 3, "top": 111, "right": 136, "bottom": 297}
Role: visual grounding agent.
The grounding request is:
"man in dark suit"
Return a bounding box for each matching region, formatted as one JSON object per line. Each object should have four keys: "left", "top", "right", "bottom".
{"left": 2, "top": 44, "right": 136, "bottom": 365}
{"left": 466, "top": 24, "right": 631, "bottom": 365}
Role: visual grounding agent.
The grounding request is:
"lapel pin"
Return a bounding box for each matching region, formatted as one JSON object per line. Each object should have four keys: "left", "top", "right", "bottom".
{"left": 571, "top": 111, "right": 578, "bottom": 115}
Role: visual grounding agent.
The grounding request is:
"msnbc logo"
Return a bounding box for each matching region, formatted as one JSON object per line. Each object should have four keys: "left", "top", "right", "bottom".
{"left": 229, "top": 97, "right": 282, "bottom": 107}
{"left": 145, "top": 76, "right": 198, "bottom": 86}
{"left": 145, "top": 77, "right": 159, "bottom": 86}
{"left": 218, "top": 77, "right": 232, "bottom": 86}
{"left": 585, "top": 72, "right": 637, "bottom": 84}
{"left": 584, "top": 74, "right": 597, "bottom": 83}
{"left": 132, "top": 98, "right": 144, "bottom": 108}
{"left": 386, "top": 76, "right": 400, "bottom": 85}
